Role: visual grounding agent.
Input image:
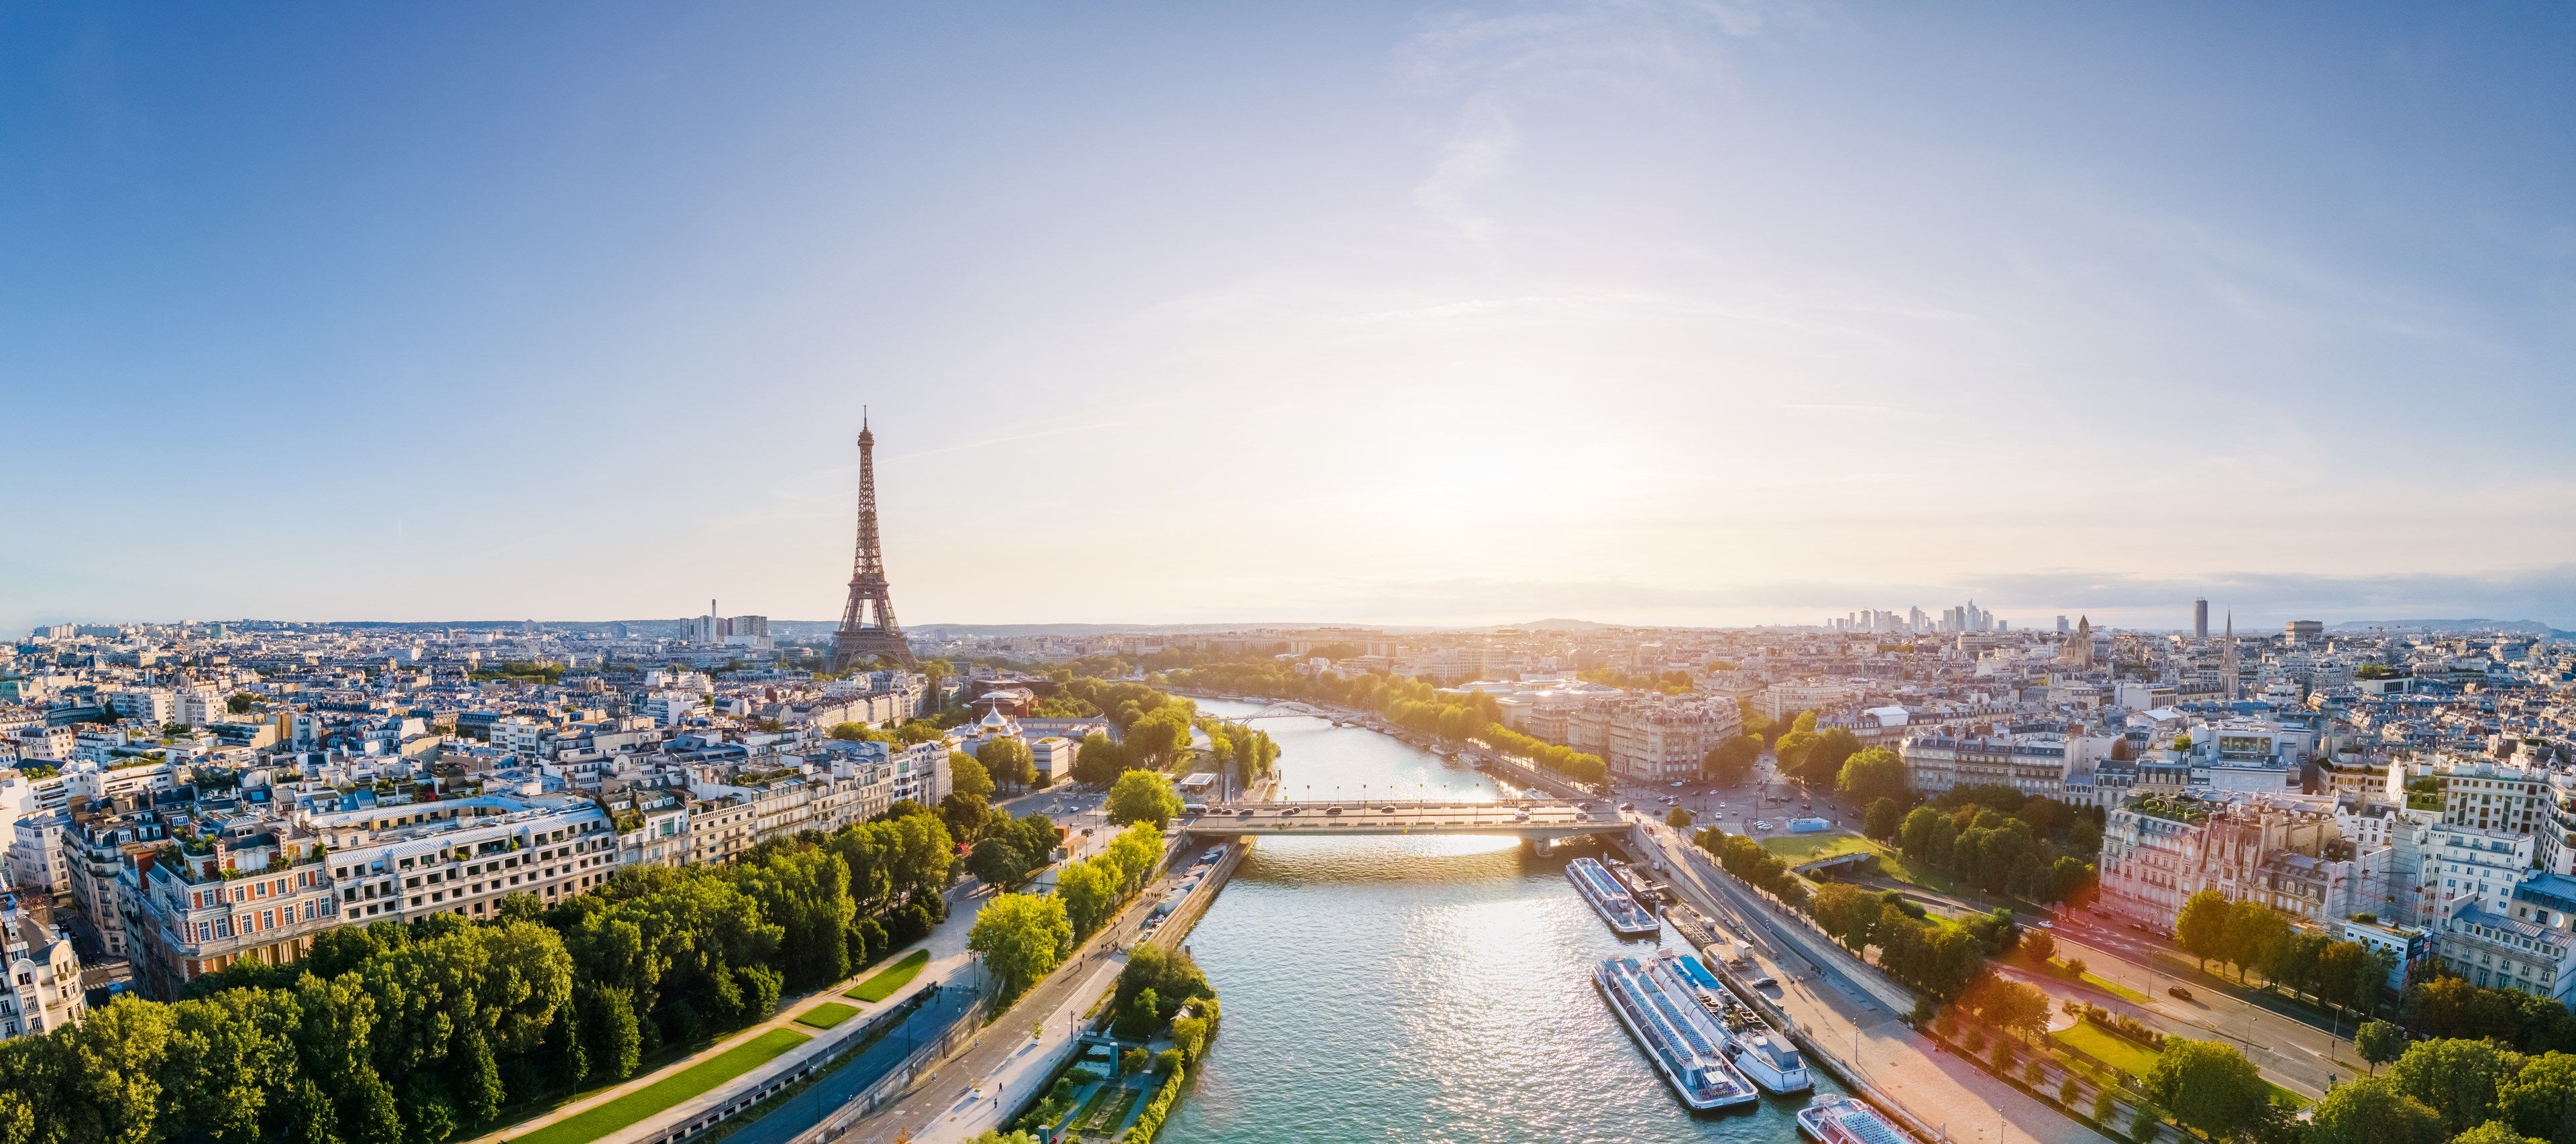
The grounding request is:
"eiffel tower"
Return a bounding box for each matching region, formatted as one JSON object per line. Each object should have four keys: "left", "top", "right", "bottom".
{"left": 831, "top": 412, "right": 918, "bottom": 671}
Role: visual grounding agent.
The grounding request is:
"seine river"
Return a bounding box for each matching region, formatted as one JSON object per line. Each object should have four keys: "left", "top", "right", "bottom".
{"left": 1159, "top": 701, "right": 1833, "bottom": 1144}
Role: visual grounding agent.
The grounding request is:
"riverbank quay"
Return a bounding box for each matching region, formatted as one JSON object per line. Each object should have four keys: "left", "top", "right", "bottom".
{"left": 830, "top": 833, "right": 1236, "bottom": 1144}
{"left": 1626, "top": 819, "right": 2118, "bottom": 1144}
{"left": 915, "top": 838, "right": 1252, "bottom": 1144}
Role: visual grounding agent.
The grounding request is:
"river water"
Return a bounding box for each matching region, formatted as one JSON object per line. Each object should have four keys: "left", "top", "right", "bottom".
{"left": 1159, "top": 701, "right": 1832, "bottom": 1144}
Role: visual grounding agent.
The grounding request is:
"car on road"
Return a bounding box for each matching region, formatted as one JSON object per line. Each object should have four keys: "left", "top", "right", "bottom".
{"left": 1324, "top": 805, "right": 1343, "bottom": 816}
{"left": 1620, "top": 802, "right": 1636, "bottom": 811}
{"left": 1754, "top": 819, "right": 1774, "bottom": 830}
{"left": 2167, "top": 986, "right": 2194, "bottom": 1001}
{"left": 1280, "top": 807, "right": 1301, "bottom": 816}
{"left": 1236, "top": 809, "right": 1256, "bottom": 819}
{"left": 2035, "top": 920, "right": 2053, "bottom": 929}
{"left": 1514, "top": 811, "right": 1531, "bottom": 821}
{"left": 1380, "top": 805, "right": 1398, "bottom": 813}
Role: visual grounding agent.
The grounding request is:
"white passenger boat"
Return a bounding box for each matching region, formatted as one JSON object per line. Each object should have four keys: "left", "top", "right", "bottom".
{"left": 1729, "top": 1027, "right": 1813, "bottom": 1094}
{"left": 1668, "top": 954, "right": 1813, "bottom": 1093}
{"left": 1566, "top": 857, "right": 1660, "bottom": 937}
{"left": 1796, "top": 1094, "right": 1915, "bottom": 1144}
{"left": 1594, "top": 955, "right": 1761, "bottom": 1111}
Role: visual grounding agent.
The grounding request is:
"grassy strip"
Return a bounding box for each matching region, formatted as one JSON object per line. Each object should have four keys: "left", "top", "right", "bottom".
{"left": 847, "top": 950, "right": 930, "bottom": 1002}
{"left": 1758, "top": 833, "right": 1874, "bottom": 862}
{"left": 2078, "top": 969, "right": 2151, "bottom": 1005}
{"left": 511, "top": 1028, "right": 812, "bottom": 1144}
{"left": 2052, "top": 1024, "right": 2308, "bottom": 1110}
{"left": 794, "top": 1002, "right": 859, "bottom": 1030}
{"left": 2052, "top": 1023, "right": 2159, "bottom": 1077}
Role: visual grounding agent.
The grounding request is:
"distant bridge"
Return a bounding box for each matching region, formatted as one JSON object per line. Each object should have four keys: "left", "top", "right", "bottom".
{"left": 1181, "top": 799, "right": 1631, "bottom": 840}
{"left": 1201, "top": 699, "right": 1331, "bottom": 722}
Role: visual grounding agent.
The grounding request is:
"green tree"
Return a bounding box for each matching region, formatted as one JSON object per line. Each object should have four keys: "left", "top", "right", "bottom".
{"left": 1666, "top": 807, "right": 1693, "bottom": 829}
{"left": 1106, "top": 770, "right": 1184, "bottom": 828}
{"left": 2021, "top": 929, "right": 2056, "bottom": 963}
{"left": 1055, "top": 859, "right": 1116, "bottom": 938}
{"left": 1704, "top": 735, "right": 1761, "bottom": 786}
{"left": 2127, "top": 1102, "right": 2163, "bottom": 1144}
{"left": 1773, "top": 727, "right": 1821, "bottom": 781}
{"left": 949, "top": 754, "right": 996, "bottom": 803}
{"left": 2452, "top": 1123, "right": 2546, "bottom": 1144}
{"left": 2142, "top": 1037, "right": 2269, "bottom": 1141}
{"left": 1864, "top": 797, "right": 1903, "bottom": 840}
{"left": 1809, "top": 726, "right": 1862, "bottom": 783}
{"left": 967, "top": 838, "right": 1031, "bottom": 887}
{"left": 2174, "top": 889, "right": 2232, "bottom": 971}
{"left": 2499, "top": 1051, "right": 2576, "bottom": 1144}
{"left": 2304, "top": 1076, "right": 2445, "bottom": 1144}
{"left": 1835, "top": 746, "right": 1909, "bottom": 807}
{"left": 967, "top": 894, "right": 1074, "bottom": 1006}
{"left": 2390, "top": 1037, "right": 2526, "bottom": 1135}
{"left": 226, "top": 693, "right": 254, "bottom": 714}
{"left": 2222, "top": 901, "right": 2291, "bottom": 983}
{"left": 1071, "top": 733, "right": 1125, "bottom": 786}
{"left": 977, "top": 738, "right": 1038, "bottom": 789}
{"left": 2357, "top": 1019, "right": 2406, "bottom": 1076}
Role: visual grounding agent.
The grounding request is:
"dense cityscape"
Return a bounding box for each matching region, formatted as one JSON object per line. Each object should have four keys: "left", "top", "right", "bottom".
{"left": 5, "top": 406, "right": 2575, "bottom": 1144}
{"left": 7, "top": 6, "right": 2571, "bottom": 1144}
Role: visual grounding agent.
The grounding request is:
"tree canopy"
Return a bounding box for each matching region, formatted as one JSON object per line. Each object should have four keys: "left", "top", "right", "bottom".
{"left": 1106, "top": 770, "right": 1184, "bottom": 828}
{"left": 967, "top": 894, "right": 1073, "bottom": 1006}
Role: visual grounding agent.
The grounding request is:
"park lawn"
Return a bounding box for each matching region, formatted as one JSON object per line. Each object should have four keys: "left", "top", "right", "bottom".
{"left": 794, "top": 1002, "right": 859, "bottom": 1029}
{"left": 511, "top": 1027, "right": 812, "bottom": 1144}
{"left": 2038, "top": 958, "right": 2153, "bottom": 1005}
{"left": 847, "top": 950, "right": 930, "bottom": 1002}
{"left": 2053, "top": 1023, "right": 2310, "bottom": 1111}
{"left": 2053, "top": 1022, "right": 2160, "bottom": 1078}
{"left": 1760, "top": 833, "right": 1876, "bottom": 863}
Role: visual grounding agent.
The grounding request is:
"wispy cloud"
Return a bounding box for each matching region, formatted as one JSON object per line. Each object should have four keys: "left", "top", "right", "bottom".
{"left": 1394, "top": 1, "right": 1789, "bottom": 246}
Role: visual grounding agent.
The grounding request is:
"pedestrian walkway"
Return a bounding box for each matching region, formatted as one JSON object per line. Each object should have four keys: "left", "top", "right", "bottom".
{"left": 910, "top": 956, "right": 1127, "bottom": 1144}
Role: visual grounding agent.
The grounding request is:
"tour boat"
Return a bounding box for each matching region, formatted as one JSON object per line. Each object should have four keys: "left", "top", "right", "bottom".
{"left": 1796, "top": 1095, "right": 1915, "bottom": 1144}
{"left": 1594, "top": 955, "right": 1761, "bottom": 1111}
{"left": 1668, "top": 953, "right": 1811, "bottom": 1092}
{"left": 1566, "top": 857, "right": 1661, "bottom": 937}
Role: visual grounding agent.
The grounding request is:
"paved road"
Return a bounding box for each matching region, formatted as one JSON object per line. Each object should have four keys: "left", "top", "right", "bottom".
{"left": 844, "top": 846, "right": 1204, "bottom": 1144}
{"left": 2038, "top": 905, "right": 2363, "bottom": 1096}
{"left": 1632, "top": 819, "right": 2116, "bottom": 1144}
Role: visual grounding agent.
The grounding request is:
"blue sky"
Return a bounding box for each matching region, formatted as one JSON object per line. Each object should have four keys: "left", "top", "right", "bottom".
{"left": 3, "top": 2, "right": 2571, "bottom": 632}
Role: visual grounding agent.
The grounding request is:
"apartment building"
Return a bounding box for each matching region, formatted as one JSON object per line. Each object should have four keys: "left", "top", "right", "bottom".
{"left": 1902, "top": 730, "right": 2110, "bottom": 800}
{"left": 2432, "top": 872, "right": 2576, "bottom": 1003}
{"left": 125, "top": 819, "right": 342, "bottom": 997}
{"left": 2098, "top": 793, "right": 2360, "bottom": 927}
{"left": 1599, "top": 695, "right": 1735, "bottom": 783}
{"left": 2440, "top": 760, "right": 2548, "bottom": 838}
{"left": 1761, "top": 681, "right": 1856, "bottom": 724}
{"left": 0, "top": 884, "right": 83, "bottom": 1040}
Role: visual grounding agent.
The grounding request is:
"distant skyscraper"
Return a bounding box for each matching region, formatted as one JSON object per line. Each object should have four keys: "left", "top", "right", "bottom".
{"left": 2194, "top": 599, "right": 2210, "bottom": 639}
{"left": 2056, "top": 615, "right": 2069, "bottom": 633}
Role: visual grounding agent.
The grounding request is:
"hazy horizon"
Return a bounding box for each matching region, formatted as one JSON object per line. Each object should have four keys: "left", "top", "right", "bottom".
{"left": 6, "top": 4, "right": 2572, "bottom": 634}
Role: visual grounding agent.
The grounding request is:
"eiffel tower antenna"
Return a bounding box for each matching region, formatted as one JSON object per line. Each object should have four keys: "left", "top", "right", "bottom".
{"left": 832, "top": 412, "right": 916, "bottom": 671}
